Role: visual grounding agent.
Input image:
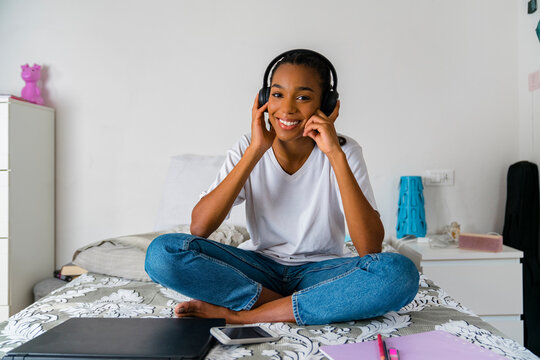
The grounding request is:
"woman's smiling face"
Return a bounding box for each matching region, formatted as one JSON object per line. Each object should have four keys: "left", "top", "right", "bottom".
{"left": 267, "top": 63, "right": 323, "bottom": 142}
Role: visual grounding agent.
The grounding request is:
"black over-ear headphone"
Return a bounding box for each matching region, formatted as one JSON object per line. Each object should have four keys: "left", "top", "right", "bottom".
{"left": 258, "top": 49, "right": 339, "bottom": 117}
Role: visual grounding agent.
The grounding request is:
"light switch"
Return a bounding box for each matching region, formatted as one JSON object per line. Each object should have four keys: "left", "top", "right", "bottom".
{"left": 424, "top": 169, "right": 454, "bottom": 186}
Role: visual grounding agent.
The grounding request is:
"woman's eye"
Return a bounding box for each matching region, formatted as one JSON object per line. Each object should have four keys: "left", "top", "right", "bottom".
{"left": 271, "top": 92, "right": 282, "bottom": 98}
{"left": 297, "top": 95, "right": 311, "bottom": 101}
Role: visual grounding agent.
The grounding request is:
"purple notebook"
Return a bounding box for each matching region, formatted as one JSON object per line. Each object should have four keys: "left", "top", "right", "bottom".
{"left": 320, "top": 330, "right": 505, "bottom": 360}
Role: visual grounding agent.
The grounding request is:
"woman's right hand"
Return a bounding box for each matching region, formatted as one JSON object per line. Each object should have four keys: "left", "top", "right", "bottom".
{"left": 249, "top": 94, "right": 275, "bottom": 156}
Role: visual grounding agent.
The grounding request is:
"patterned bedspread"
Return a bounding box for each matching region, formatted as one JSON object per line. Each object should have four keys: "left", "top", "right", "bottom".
{"left": 0, "top": 271, "right": 537, "bottom": 359}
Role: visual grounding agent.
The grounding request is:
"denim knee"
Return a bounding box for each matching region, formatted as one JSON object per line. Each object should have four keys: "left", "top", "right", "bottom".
{"left": 144, "top": 233, "right": 191, "bottom": 283}
{"left": 380, "top": 253, "right": 420, "bottom": 309}
{"left": 344, "top": 253, "right": 419, "bottom": 318}
{"left": 291, "top": 253, "right": 420, "bottom": 325}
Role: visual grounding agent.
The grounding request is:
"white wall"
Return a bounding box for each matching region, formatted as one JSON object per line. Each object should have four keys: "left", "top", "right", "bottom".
{"left": 0, "top": 0, "right": 520, "bottom": 267}
{"left": 519, "top": 0, "right": 540, "bottom": 165}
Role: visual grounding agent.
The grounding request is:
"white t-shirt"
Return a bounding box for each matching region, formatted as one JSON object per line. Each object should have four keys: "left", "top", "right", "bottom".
{"left": 202, "top": 134, "right": 378, "bottom": 265}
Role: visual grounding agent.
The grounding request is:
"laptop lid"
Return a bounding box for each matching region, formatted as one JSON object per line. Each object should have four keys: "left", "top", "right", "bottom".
{"left": 3, "top": 317, "right": 226, "bottom": 360}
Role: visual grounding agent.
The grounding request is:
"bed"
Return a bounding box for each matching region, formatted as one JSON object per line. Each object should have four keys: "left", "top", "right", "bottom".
{"left": 0, "top": 155, "right": 537, "bottom": 360}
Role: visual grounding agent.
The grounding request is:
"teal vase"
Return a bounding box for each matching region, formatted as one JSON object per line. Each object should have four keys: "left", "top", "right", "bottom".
{"left": 396, "top": 176, "right": 427, "bottom": 238}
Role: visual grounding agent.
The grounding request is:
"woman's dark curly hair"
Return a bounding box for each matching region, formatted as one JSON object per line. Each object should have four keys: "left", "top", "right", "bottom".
{"left": 270, "top": 51, "right": 332, "bottom": 97}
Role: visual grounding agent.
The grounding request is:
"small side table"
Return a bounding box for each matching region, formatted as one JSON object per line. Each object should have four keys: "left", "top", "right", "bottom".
{"left": 391, "top": 238, "right": 524, "bottom": 344}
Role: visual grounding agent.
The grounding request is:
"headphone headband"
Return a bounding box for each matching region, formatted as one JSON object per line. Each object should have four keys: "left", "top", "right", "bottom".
{"left": 262, "top": 49, "right": 338, "bottom": 91}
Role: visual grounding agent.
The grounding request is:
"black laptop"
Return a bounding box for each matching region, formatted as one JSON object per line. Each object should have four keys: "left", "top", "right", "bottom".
{"left": 2, "top": 317, "right": 226, "bottom": 360}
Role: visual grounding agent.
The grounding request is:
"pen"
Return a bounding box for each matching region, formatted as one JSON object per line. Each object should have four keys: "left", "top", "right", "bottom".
{"left": 383, "top": 338, "right": 389, "bottom": 359}
{"left": 377, "top": 334, "right": 387, "bottom": 360}
{"left": 388, "top": 348, "right": 399, "bottom": 360}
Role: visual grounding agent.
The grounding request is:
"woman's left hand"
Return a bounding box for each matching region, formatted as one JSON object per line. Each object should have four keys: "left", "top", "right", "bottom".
{"left": 303, "top": 100, "right": 342, "bottom": 156}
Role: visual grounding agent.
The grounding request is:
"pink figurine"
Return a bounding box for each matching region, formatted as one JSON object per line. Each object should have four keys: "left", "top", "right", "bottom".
{"left": 20, "top": 64, "right": 44, "bottom": 105}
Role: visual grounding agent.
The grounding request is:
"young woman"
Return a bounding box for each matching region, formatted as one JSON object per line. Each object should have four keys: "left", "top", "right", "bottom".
{"left": 145, "top": 49, "right": 419, "bottom": 326}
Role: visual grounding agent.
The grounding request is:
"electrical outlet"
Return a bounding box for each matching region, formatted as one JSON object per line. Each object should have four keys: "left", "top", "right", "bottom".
{"left": 424, "top": 169, "right": 454, "bottom": 186}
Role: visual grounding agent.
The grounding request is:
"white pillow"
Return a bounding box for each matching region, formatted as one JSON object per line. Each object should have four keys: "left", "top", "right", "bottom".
{"left": 73, "top": 224, "right": 250, "bottom": 282}
{"left": 154, "top": 154, "right": 247, "bottom": 231}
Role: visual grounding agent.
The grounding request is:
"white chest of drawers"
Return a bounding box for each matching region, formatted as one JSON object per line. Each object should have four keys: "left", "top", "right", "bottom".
{"left": 0, "top": 96, "right": 55, "bottom": 321}
{"left": 392, "top": 238, "right": 524, "bottom": 344}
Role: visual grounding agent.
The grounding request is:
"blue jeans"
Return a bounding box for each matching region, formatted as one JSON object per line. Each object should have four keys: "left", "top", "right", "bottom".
{"left": 145, "top": 233, "right": 419, "bottom": 326}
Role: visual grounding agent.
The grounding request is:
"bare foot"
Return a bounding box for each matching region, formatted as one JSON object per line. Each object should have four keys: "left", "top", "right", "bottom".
{"left": 173, "top": 287, "right": 283, "bottom": 323}
{"left": 173, "top": 296, "right": 295, "bottom": 324}
{"left": 174, "top": 300, "right": 240, "bottom": 323}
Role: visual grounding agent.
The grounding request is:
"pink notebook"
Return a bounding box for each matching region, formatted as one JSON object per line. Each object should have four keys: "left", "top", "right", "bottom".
{"left": 320, "top": 330, "right": 505, "bottom": 360}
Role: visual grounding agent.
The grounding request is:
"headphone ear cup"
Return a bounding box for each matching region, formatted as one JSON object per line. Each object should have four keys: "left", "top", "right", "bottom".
{"left": 321, "top": 90, "right": 339, "bottom": 117}
{"left": 258, "top": 87, "right": 270, "bottom": 111}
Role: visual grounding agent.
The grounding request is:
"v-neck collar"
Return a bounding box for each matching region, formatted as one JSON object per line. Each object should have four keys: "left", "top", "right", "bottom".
{"left": 269, "top": 145, "right": 318, "bottom": 180}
